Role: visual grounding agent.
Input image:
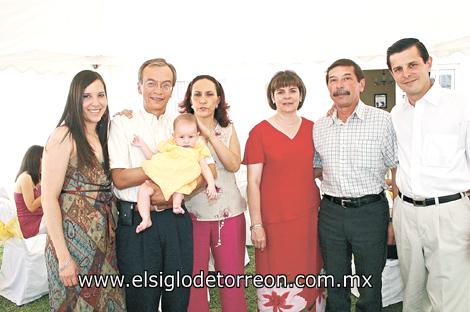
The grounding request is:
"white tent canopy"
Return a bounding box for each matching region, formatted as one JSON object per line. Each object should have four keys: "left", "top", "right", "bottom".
{"left": 2, "top": 0, "right": 470, "bottom": 72}
{"left": 1, "top": 0, "right": 470, "bottom": 192}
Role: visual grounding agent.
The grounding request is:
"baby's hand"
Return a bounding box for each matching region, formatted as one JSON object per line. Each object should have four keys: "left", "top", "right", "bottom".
{"left": 131, "top": 135, "right": 143, "bottom": 147}
{"left": 206, "top": 184, "right": 217, "bottom": 200}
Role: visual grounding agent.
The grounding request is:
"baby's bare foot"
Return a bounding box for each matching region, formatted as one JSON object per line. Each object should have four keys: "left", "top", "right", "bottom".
{"left": 136, "top": 219, "right": 152, "bottom": 233}
{"left": 173, "top": 207, "right": 185, "bottom": 214}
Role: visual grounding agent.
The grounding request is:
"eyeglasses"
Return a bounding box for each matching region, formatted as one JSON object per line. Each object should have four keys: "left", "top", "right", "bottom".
{"left": 143, "top": 80, "right": 173, "bottom": 92}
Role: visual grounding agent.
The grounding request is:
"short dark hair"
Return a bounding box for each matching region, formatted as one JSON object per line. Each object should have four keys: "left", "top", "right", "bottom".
{"left": 182, "top": 75, "right": 231, "bottom": 127}
{"left": 267, "top": 70, "right": 306, "bottom": 110}
{"left": 138, "top": 58, "right": 177, "bottom": 86}
{"left": 326, "top": 59, "right": 364, "bottom": 84}
{"left": 16, "top": 145, "right": 44, "bottom": 185}
{"left": 386, "top": 38, "right": 430, "bottom": 70}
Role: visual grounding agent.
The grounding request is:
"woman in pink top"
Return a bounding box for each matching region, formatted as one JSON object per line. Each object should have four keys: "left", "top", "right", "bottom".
{"left": 14, "top": 145, "right": 44, "bottom": 238}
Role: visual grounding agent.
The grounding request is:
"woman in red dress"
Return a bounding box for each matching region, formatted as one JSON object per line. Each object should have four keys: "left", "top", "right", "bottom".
{"left": 243, "top": 70, "right": 324, "bottom": 312}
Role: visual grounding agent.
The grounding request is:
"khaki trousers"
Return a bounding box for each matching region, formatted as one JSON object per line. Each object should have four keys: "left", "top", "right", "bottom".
{"left": 393, "top": 196, "right": 470, "bottom": 312}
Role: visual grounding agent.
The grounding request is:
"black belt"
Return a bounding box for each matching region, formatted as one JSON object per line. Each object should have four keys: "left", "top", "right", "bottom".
{"left": 116, "top": 199, "right": 177, "bottom": 212}
{"left": 398, "top": 191, "right": 464, "bottom": 207}
{"left": 323, "top": 192, "right": 384, "bottom": 208}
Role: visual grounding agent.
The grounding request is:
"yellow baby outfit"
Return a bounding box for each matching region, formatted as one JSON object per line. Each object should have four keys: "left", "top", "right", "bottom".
{"left": 142, "top": 139, "right": 211, "bottom": 200}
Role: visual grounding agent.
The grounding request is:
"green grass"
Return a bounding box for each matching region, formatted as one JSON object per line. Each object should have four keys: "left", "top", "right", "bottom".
{"left": 0, "top": 243, "right": 402, "bottom": 311}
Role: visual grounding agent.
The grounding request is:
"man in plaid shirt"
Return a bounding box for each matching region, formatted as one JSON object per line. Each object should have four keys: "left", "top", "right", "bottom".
{"left": 314, "top": 58, "right": 397, "bottom": 312}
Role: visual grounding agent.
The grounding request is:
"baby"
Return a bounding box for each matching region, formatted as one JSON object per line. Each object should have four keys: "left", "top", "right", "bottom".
{"left": 133, "top": 113, "right": 217, "bottom": 233}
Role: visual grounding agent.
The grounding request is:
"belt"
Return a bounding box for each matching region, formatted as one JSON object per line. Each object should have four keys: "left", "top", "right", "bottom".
{"left": 323, "top": 192, "right": 384, "bottom": 208}
{"left": 398, "top": 191, "right": 464, "bottom": 207}
{"left": 116, "top": 199, "right": 172, "bottom": 212}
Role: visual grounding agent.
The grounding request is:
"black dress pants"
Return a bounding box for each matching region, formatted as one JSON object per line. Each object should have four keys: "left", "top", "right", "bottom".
{"left": 116, "top": 205, "right": 193, "bottom": 312}
{"left": 319, "top": 196, "right": 389, "bottom": 312}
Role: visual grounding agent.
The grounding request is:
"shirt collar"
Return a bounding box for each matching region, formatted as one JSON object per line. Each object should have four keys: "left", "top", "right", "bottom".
{"left": 140, "top": 108, "right": 172, "bottom": 123}
{"left": 404, "top": 79, "right": 441, "bottom": 108}
{"left": 330, "top": 101, "right": 366, "bottom": 125}
{"left": 419, "top": 80, "right": 441, "bottom": 106}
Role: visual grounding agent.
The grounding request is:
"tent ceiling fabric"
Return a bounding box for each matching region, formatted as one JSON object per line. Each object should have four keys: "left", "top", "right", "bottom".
{"left": 1, "top": 0, "right": 469, "bottom": 73}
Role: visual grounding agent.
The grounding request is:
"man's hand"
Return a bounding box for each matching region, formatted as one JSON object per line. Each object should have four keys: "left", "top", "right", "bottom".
{"left": 148, "top": 181, "right": 171, "bottom": 207}
{"left": 113, "top": 109, "right": 134, "bottom": 118}
{"left": 326, "top": 103, "right": 336, "bottom": 117}
{"left": 387, "top": 221, "right": 396, "bottom": 245}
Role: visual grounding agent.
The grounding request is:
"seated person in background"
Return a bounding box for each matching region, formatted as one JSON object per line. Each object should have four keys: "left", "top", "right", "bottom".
{"left": 133, "top": 113, "right": 217, "bottom": 233}
{"left": 14, "top": 145, "right": 44, "bottom": 238}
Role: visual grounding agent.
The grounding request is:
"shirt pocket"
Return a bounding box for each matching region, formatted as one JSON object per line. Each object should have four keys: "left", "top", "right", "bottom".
{"left": 422, "top": 134, "right": 459, "bottom": 168}
{"left": 353, "top": 139, "right": 382, "bottom": 169}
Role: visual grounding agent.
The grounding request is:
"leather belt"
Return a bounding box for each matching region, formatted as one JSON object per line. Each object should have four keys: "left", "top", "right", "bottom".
{"left": 323, "top": 192, "right": 384, "bottom": 208}
{"left": 116, "top": 199, "right": 172, "bottom": 212}
{"left": 398, "top": 191, "right": 464, "bottom": 207}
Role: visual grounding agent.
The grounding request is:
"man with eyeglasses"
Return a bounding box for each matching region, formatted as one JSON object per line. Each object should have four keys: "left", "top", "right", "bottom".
{"left": 108, "top": 58, "right": 213, "bottom": 312}
{"left": 387, "top": 38, "right": 470, "bottom": 312}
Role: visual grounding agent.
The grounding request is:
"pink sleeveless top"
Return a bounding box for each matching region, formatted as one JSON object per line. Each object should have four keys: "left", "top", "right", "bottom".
{"left": 14, "top": 185, "right": 43, "bottom": 238}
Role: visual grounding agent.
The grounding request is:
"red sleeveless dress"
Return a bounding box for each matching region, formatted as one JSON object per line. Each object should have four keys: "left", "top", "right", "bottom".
{"left": 14, "top": 185, "right": 43, "bottom": 238}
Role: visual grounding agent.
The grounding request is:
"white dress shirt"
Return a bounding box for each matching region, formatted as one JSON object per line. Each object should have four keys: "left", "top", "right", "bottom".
{"left": 391, "top": 83, "right": 470, "bottom": 197}
{"left": 108, "top": 109, "right": 174, "bottom": 202}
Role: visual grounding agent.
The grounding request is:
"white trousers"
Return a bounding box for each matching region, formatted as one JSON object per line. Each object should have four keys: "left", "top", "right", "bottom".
{"left": 393, "top": 196, "right": 470, "bottom": 312}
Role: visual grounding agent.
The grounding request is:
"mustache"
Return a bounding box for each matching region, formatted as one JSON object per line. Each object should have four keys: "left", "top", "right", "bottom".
{"left": 333, "top": 88, "right": 350, "bottom": 96}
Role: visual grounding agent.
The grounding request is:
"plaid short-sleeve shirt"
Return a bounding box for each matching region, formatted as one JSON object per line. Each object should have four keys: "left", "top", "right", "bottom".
{"left": 314, "top": 102, "right": 397, "bottom": 197}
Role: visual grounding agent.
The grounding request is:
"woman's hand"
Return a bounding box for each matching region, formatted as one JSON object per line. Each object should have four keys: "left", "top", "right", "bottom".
{"left": 113, "top": 109, "right": 134, "bottom": 119}
{"left": 59, "top": 256, "right": 79, "bottom": 287}
{"left": 251, "top": 226, "right": 266, "bottom": 251}
{"left": 195, "top": 116, "right": 214, "bottom": 139}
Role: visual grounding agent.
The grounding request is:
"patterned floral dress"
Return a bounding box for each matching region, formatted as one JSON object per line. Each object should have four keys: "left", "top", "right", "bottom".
{"left": 45, "top": 159, "right": 126, "bottom": 311}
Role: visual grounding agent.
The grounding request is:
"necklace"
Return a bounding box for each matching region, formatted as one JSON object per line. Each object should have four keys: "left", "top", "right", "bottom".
{"left": 274, "top": 114, "right": 300, "bottom": 127}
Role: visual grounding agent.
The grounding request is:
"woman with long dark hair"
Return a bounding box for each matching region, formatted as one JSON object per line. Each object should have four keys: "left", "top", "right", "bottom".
{"left": 14, "top": 145, "right": 44, "bottom": 238}
{"left": 41, "top": 70, "right": 125, "bottom": 311}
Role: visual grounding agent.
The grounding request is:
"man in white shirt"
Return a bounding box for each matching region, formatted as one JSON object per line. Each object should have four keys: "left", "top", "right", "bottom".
{"left": 387, "top": 38, "right": 470, "bottom": 312}
{"left": 108, "top": 58, "right": 212, "bottom": 312}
